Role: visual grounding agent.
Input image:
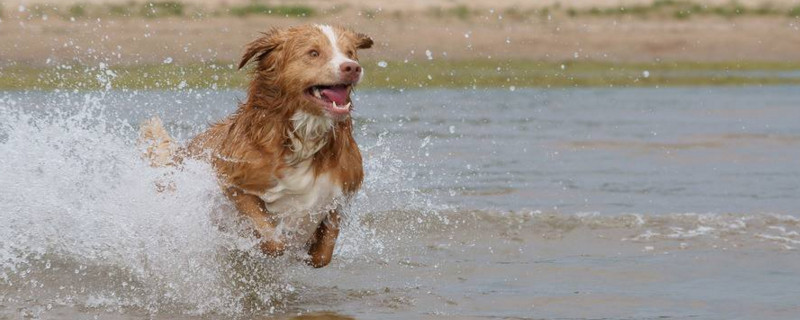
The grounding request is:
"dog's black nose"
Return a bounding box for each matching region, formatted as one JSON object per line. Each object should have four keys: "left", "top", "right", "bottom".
{"left": 340, "top": 62, "right": 362, "bottom": 80}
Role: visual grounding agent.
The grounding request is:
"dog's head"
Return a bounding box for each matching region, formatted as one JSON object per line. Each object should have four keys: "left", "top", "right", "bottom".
{"left": 239, "top": 25, "right": 373, "bottom": 120}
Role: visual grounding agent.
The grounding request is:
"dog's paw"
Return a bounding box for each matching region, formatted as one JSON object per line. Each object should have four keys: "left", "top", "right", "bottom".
{"left": 306, "top": 253, "right": 332, "bottom": 268}
{"left": 259, "top": 238, "right": 286, "bottom": 257}
{"left": 253, "top": 227, "right": 286, "bottom": 256}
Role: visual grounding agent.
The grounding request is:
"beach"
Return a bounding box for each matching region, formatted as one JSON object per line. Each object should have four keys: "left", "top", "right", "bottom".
{"left": 2, "top": 1, "right": 800, "bottom": 67}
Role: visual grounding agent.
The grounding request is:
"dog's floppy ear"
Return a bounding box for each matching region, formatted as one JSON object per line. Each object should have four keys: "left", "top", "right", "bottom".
{"left": 238, "top": 28, "right": 287, "bottom": 70}
{"left": 355, "top": 33, "right": 374, "bottom": 49}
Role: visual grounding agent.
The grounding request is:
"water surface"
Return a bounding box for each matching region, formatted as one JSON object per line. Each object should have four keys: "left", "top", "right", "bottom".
{"left": 1, "top": 86, "right": 799, "bottom": 319}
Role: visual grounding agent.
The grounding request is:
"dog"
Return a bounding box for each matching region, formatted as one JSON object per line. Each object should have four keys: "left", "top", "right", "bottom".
{"left": 139, "top": 24, "right": 373, "bottom": 268}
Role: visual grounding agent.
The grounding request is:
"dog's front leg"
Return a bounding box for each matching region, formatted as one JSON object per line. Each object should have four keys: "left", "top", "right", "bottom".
{"left": 225, "top": 187, "right": 286, "bottom": 256}
{"left": 306, "top": 210, "right": 341, "bottom": 268}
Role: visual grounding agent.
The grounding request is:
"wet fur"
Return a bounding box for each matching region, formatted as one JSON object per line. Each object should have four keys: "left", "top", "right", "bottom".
{"left": 139, "top": 25, "right": 373, "bottom": 268}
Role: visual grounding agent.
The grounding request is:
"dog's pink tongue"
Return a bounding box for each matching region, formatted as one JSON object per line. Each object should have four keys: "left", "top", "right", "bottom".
{"left": 321, "top": 87, "right": 348, "bottom": 105}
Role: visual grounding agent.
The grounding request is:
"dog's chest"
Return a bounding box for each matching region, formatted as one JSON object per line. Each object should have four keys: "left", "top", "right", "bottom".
{"left": 260, "top": 159, "right": 343, "bottom": 240}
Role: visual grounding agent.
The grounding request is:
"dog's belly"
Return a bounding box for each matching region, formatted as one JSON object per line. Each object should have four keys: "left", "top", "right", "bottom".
{"left": 261, "top": 159, "right": 343, "bottom": 245}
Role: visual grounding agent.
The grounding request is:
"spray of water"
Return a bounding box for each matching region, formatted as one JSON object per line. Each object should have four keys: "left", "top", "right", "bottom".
{"left": 0, "top": 86, "right": 443, "bottom": 316}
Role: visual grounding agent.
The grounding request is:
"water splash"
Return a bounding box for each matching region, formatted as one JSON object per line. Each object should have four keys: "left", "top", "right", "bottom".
{"left": 0, "top": 89, "right": 444, "bottom": 316}
{"left": 1, "top": 92, "right": 267, "bottom": 314}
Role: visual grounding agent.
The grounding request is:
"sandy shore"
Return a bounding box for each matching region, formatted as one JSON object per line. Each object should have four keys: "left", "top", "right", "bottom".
{"left": 0, "top": 0, "right": 800, "bottom": 66}
{"left": 2, "top": 15, "right": 800, "bottom": 67}
{"left": 6, "top": 0, "right": 800, "bottom": 10}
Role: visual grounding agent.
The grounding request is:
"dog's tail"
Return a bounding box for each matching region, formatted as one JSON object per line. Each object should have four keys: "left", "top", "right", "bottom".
{"left": 138, "top": 117, "right": 177, "bottom": 167}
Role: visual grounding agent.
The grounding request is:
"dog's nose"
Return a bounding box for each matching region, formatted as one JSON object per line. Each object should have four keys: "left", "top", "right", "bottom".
{"left": 339, "top": 62, "right": 362, "bottom": 80}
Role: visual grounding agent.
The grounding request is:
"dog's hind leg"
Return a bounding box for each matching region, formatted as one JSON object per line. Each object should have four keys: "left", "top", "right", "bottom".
{"left": 306, "top": 210, "right": 340, "bottom": 268}
{"left": 224, "top": 187, "right": 286, "bottom": 256}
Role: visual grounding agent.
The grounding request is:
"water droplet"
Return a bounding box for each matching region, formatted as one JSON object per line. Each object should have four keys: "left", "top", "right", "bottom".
{"left": 420, "top": 135, "right": 431, "bottom": 148}
{"left": 377, "top": 61, "right": 388, "bottom": 68}
{"left": 163, "top": 57, "right": 173, "bottom": 64}
{"left": 642, "top": 70, "right": 650, "bottom": 78}
{"left": 425, "top": 50, "right": 433, "bottom": 60}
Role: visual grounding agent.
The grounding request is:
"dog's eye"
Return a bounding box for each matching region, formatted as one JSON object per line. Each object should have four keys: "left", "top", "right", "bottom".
{"left": 309, "top": 50, "right": 319, "bottom": 57}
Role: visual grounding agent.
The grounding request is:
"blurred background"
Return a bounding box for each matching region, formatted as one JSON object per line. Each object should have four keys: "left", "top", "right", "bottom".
{"left": 1, "top": 0, "right": 799, "bottom": 88}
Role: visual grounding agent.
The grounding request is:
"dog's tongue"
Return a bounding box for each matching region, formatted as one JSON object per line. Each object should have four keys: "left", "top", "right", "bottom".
{"left": 321, "top": 86, "right": 348, "bottom": 105}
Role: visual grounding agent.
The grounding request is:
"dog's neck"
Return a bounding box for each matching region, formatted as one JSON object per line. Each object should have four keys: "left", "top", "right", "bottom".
{"left": 241, "top": 83, "right": 343, "bottom": 164}
{"left": 287, "top": 110, "right": 334, "bottom": 164}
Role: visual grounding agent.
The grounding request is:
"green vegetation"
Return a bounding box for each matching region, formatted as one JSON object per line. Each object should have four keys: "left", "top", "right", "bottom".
{"left": 427, "top": 5, "right": 472, "bottom": 20}
{"left": 141, "top": 1, "right": 185, "bottom": 18}
{"left": 18, "top": 2, "right": 178, "bottom": 19}
{"left": 421, "top": 0, "right": 800, "bottom": 21}
{"left": 107, "top": 3, "right": 133, "bottom": 17}
{"left": 563, "top": 0, "right": 784, "bottom": 19}
{"left": 449, "top": 5, "right": 471, "bottom": 20}
{"left": 365, "top": 60, "right": 800, "bottom": 89}
{"left": 2, "top": 60, "right": 799, "bottom": 91}
{"left": 790, "top": 5, "right": 800, "bottom": 17}
{"left": 228, "top": 3, "right": 314, "bottom": 17}
{"left": 68, "top": 4, "right": 87, "bottom": 17}
{"left": 673, "top": 9, "right": 692, "bottom": 19}
{"left": 6, "top": 0, "right": 800, "bottom": 20}
{"left": 566, "top": 8, "right": 578, "bottom": 17}
{"left": 8, "top": 1, "right": 313, "bottom": 20}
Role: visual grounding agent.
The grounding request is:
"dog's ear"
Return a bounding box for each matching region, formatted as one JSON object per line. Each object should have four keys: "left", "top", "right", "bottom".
{"left": 355, "top": 33, "right": 373, "bottom": 50}
{"left": 238, "top": 28, "right": 287, "bottom": 70}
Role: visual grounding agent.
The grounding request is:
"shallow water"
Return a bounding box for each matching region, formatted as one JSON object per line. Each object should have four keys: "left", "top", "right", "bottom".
{"left": 1, "top": 86, "right": 799, "bottom": 319}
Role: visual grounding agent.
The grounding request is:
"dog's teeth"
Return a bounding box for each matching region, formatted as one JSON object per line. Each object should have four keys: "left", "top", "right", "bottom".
{"left": 333, "top": 101, "right": 337, "bottom": 108}
{"left": 345, "top": 102, "right": 352, "bottom": 109}
{"left": 312, "top": 87, "right": 321, "bottom": 98}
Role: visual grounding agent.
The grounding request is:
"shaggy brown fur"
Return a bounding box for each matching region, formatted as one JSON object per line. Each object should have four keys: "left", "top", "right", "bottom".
{"left": 140, "top": 24, "right": 373, "bottom": 268}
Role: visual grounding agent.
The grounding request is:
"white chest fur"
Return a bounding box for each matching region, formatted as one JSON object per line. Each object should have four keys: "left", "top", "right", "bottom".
{"left": 259, "top": 110, "right": 344, "bottom": 245}
{"left": 261, "top": 157, "right": 343, "bottom": 244}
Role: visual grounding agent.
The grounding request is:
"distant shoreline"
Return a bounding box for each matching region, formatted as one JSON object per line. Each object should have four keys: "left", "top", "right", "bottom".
{"left": 1, "top": 1, "right": 798, "bottom": 89}
{"left": 4, "top": 0, "right": 800, "bottom": 11}
{"left": 2, "top": 7, "right": 799, "bottom": 66}
{"left": 3, "top": 60, "right": 799, "bottom": 90}
{"left": 4, "top": 0, "right": 800, "bottom": 20}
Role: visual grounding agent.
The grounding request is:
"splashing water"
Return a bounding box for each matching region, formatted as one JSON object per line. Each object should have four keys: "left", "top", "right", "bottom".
{"left": 0, "top": 91, "right": 265, "bottom": 315}
{"left": 3, "top": 85, "right": 800, "bottom": 319}
{"left": 0, "top": 89, "right": 443, "bottom": 317}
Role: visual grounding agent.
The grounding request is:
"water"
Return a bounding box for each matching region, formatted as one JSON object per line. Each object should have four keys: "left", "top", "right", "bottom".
{"left": 1, "top": 86, "right": 799, "bottom": 319}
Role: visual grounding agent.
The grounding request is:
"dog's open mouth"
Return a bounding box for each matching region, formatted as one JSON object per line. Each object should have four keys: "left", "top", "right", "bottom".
{"left": 307, "top": 84, "right": 352, "bottom": 116}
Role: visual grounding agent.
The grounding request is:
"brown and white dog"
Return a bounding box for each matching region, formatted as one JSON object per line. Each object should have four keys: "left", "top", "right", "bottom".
{"left": 140, "top": 24, "right": 373, "bottom": 268}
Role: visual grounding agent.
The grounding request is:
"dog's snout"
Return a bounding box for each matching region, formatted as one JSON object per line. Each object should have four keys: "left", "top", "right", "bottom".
{"left": 340, "top": 62, "right": 361, "bottom": 80}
